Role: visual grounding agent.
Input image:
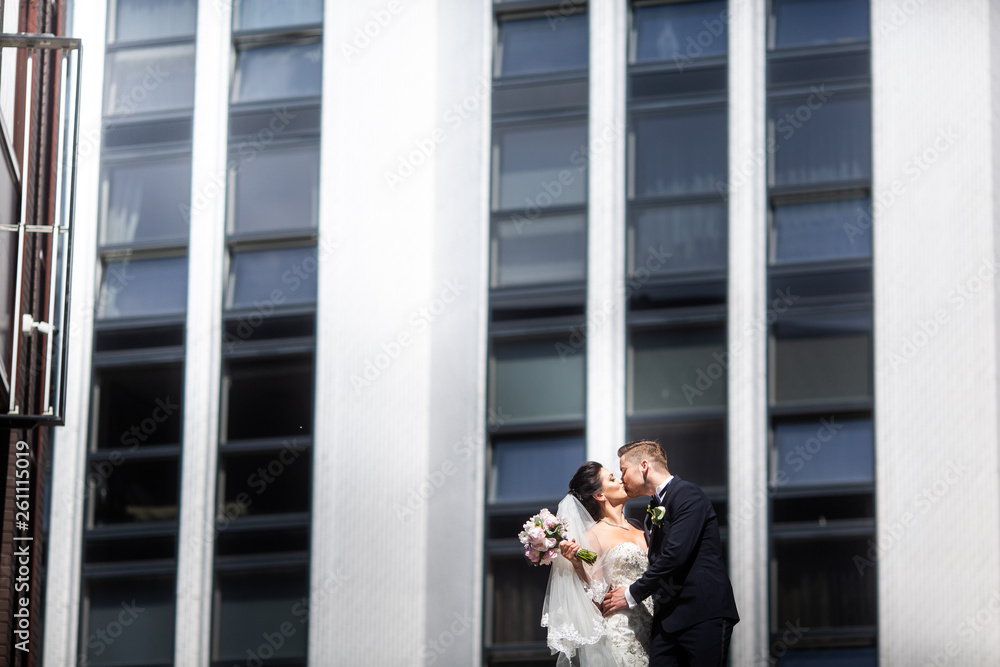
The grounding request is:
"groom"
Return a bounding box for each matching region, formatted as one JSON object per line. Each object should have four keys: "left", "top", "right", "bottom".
{"left": 601, "top": 440, "right": 739, "bottom": 666}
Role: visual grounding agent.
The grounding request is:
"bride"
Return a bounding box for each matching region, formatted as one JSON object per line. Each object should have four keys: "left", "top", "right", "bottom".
{"left": 542, "top": 461, "right": 654, "bottom": 667}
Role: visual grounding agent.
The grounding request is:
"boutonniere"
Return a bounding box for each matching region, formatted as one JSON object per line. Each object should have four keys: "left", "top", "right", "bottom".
{"left": 646, "top": 504, "right": 666, "bottom": 527}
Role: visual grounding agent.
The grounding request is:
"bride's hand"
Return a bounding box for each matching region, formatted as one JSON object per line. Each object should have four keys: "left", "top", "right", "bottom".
{"left": 559, "top": 539, "right": 582, "bottom": 561}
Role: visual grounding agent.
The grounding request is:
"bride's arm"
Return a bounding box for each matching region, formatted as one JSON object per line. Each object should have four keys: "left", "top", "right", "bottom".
{"left": 558, "top": 539, "right": 592, "bottom": 585}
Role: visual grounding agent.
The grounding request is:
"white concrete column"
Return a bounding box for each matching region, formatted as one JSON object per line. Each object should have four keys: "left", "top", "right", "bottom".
{"left": 310, "top": 1, "right": 440, "bottom": 663}
{"left": 173, "top": 0, "right": 230, "bottom": 664}
{"left": 587, "top": 0, "right": 627, "bottom": 466}
{"left": 871, "top": 1, "right": 999, "bottom": 663}
{"left": 42, "top": 2, "right": 107, "bottom": 664}
{"left": 726, "top": 0, "right": 768, "bottom": 664}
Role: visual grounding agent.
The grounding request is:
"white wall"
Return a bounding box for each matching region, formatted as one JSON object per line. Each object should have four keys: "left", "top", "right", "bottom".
{"left": 872, "top": 0, "right": 1000, "bottom": 663}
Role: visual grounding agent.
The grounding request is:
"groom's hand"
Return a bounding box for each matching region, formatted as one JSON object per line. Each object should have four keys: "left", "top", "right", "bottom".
{"left": 601, "top": 586, "right": 628, "bottom": 616}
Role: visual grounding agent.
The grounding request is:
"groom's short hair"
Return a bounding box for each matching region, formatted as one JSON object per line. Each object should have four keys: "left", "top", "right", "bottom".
{"left": 618, "top": 440, "right": 668, "bottom": 471}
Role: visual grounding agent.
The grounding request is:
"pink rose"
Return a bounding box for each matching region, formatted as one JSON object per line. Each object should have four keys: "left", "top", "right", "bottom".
{"left": 526, "top": 548, "right": 540, "bottom": 563}
{"left": 542, "top": 515, "right": 558, "bottom": 530}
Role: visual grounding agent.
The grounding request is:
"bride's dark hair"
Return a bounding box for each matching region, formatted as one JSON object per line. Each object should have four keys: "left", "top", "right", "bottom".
{"left": 568, "top": 461, "right": 604, "bottom": 521}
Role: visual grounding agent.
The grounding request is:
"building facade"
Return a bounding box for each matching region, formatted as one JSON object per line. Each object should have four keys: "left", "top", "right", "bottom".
{"left": 40, "top": 1, "right": 1000, "bottom": 666}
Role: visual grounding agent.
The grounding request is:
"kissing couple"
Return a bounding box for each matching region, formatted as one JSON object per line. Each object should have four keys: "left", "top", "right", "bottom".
{"left": 541, "top": 440, "right": 739, "bottom": 667}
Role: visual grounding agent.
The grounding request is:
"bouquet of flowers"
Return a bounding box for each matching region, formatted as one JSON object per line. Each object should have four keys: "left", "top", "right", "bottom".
{"left": 518, "top": 508, "right": 597, "bottom": 566}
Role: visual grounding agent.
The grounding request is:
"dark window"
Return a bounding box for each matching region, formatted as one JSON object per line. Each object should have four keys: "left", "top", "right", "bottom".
{"left": 84, "top": 577, "right": 176, "bottom": 666}
{"left": 773, "top": 537, "right": 877, "bottom": 629}
{"left": 489, "top": 434, "right": 585, "bottom": 503}
{"left": 213, "top": 571, "right": 309, "bottom": 661}
{"left": 223, "top": 357, "right": 313, "bottom": 441}
{"left": 771, "top": 198, "right": 871, "bottom": 264}
{"left": 777, "top": 648, "right": 877, "bottom": 666}
{"left": 231, "top": 144, "right": 320, "bottom": 235}
{"left": 105, "top": 44, "right": 196, "bottom": 115}
{"left": 631, "top": 202, "right": 727, "bottom": 274}
{"left": 629, "top": 326, "right": 727, "bottom": 414}
{"left": 102, "top": 157, "right": 192, "bottom": 245}
{"left": 496, "top": 14, "right": 589, "bottom": 77}
{"left": 633, "top": 108, "right": 727, "bottom": 198}
{"left": 237, "top": 0, "right": 323, "bottom": 31}
{"left": 772, "top": 0, "right": 870, "bottom": 49}
{"left": 98, "top": 256, "right": 188, "bottom": 319}
{"left": 112, "top": 0, "right": 196, "bottom": 42}
{"left": 95, "top": 365, "right": 183, "bottom": 449}
{"left": 772, "top": 314, "right": 872, "bottom": 405}
{"left": 90, "top": 458, "right": 179, "bottom": 525}
{"left": 219, "top": 447, "right": 312, "bottom": 517}
{"left": 488, "top": 555, "right": 550, "bottom": 644}
{"left": 233, "top": 42, "right": 322, "bottom": 103}
{"left": 771, "top": 95, "right": 871, "bottom": 187}
{"left": 632, "top": 1, "right": 727, "bottom": 64}
{"left": 494, "top": 121, "right": 588, "bottom": 211}
{"left": 491, "top": 213, "right": 586, "bottom": 287}
{"left": 490, "top": 338, "right": 585, "bottom": 425}
{"left": 773, "top": 417, "right": 874, "bottom": 487}
{"left": 227, "top": 246, "right": 318, "bottom": 310}
{"left": 627, "top": 420, "right": 727, "bottom": 488}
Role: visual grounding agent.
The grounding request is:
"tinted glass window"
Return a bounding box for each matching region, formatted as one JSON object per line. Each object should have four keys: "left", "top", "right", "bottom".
{"left": 103, "top": 158, "right": 191, "bottom": 245}
{"left": 774, "top": 537, "right": 877, "bottom": 628}
{"left": 498, "top": 14, "right": 588, "bottom": 77}
{"left": 491, "top": 338, "right": 585, "bottom": 424}
{"left": 98, "top": 257, "right": 188, "bottom": 319}
{"left": 232, "top": 144, "right": 319, "bottom": 234}
{"left": 495, "top": 121, "right": 588, "bottom": 211}
{"left": 228, "top": 246, "right": 318, "bottom": 309}
{"left": 630, "top": 326, "right": 727, "bottom": 413}
{"left": 113, "top": 0, "right": 196, "bottom": 42}
{"left": 91, "top": 458, "right": 179, "bottom": 525}
{"left": 224, "top": 357, "right": 313, "bottom": 441}
{"left": 492, "top": 213, "right": 586, "bottom": 287}
{"left": 772, "top": 0, "right": 870, "bottom": 49}
{"left": 95, "top": 365, "right": 183, "bottom": 449}
{"left": 219, "top": 447, "right": 311, "bottom": 517}
{"left": 772, "top": 198, "right": 871, "bottom": 263}
{"left": 772, "top": 315, "right": 872, "bottom": 404}
{"left": 634, "top": 108, "right": 726, "bottom": 197}
{"left": 489, "top": 555, "right": 550, "bottom": 644}
{"left": 773, "top": 417, "right": 874, "bottom": 486}
{"left": 772, "top": 95, "right": 871, "bottom": 186}
{"left": 633, "top": 1, "right": 727, "bottom": 63}
{"left": 633, "top": 203, "right": 726, "bottom": 273}
{"left": 214, "top": 571, "right": 309, "bottom": 661}
{"left": 233, "top": 42, "right": 322, "bottom": 103}
{"left": 237, "top": 0, "right": 323, "bottom": 31}
{"left": 490, "top": 434, "right": 585, "bottom": 503}
{"left": 105, "top": 44, "right": 196, "bottom": 115}
{"left": 84, "top": 578, "right": 176, "bottom": 666}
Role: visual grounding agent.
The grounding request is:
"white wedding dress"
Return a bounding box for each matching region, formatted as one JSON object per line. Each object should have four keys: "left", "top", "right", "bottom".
{"left": 542, "top": 496, "right": 654, "bottom": 667}
{"left": 592, "top": 542, "right": 655, "bottom": 667}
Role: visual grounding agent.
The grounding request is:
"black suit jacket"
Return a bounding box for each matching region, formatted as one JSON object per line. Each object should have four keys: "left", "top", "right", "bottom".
{"left": 629, "top": 476, "right": 739, "bottom": 633}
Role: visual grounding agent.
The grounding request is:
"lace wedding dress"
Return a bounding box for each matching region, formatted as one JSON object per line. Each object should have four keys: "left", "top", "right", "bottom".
{"left": 542, "top": 496, "right": 654, "bottom": 667}
{"left": 589, "top": 542, "right": 654, "bottom": 667}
